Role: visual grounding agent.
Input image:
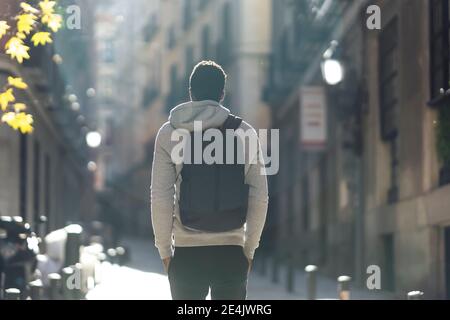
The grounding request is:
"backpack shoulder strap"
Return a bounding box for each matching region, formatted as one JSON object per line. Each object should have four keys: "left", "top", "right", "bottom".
{"left": 222, "top": 114, "right": 243, "bottom": 131}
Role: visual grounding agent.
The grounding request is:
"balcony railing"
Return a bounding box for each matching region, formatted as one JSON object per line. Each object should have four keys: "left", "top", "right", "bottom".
{"left": 264, "top": 0, "right": 351, "bottom": 105}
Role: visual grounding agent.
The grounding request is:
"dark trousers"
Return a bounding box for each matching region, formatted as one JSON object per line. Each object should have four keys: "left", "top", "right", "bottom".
{"left": 168, "top": 246, "right": 249, "bottom": 300}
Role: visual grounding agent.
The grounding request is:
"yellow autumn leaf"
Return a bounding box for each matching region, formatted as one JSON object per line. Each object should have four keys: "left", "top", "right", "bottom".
{"left": 31, "top": 32, "right": 52, "bottom": 46}
{"left": 5, "top": 37, "right": 30, "bottom": 63}
{"left": 16, "top": 32, "right": 27, "bottom": 40}
{"left": 44, "top": 14, "right": 62, "bottom": 32}
{"left": 14, "top": 103, "right": 27, "bottom": 112}
{"left": 1, "top": 112, "right": 15, "bottom": 123}
{"left": 39, "top": 0, "right": 56, "bottom": 16}
{"left": 17, "top": 13, "right": 37, "bottom": 35}
{"left": 20, "top": 2, "right": 39, "bottom": 14}
{"left": 0, "top": 89, "right": 15, "bottom": 111}
{"left": 8, "top": 77, "right": 28, "bottom": 90}
{"left": 0, "top": 21, "right": 10, "bottom": 39}
{"left": 1, "top": 112, "right": 34, "bottom": 134}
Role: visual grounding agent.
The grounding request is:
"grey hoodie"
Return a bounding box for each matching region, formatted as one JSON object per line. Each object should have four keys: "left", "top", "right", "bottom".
{"left": 150, "top": 100, "right": 269, "bottom": 260}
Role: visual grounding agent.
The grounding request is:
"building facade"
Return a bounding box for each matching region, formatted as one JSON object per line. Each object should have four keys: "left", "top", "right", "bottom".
{"left": 0, "top": 0, "right": 97, "bottom": 232}
{"left": 140, "top": 0, "right": 273, "bottom": 131}
{"left": 265, "top": 0, "right": 450, "bottom": 299}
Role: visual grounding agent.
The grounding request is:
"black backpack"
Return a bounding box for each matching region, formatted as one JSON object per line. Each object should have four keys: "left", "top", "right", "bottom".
{"left": 179, "top": 114, "right": 250, "bottom": 232}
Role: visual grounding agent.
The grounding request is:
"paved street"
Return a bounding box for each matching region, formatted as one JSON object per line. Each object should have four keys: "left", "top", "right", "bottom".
{"left": 87, "top": 237, "right": 395, "bottom": 300}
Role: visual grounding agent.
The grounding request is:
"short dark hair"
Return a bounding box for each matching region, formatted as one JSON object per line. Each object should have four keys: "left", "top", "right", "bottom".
{"left": 189, "top": 60, "right": 227, "bottom": 102}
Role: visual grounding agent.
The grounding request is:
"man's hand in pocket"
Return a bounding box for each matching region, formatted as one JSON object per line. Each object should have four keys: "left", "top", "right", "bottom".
{"left": 247, "top": 258, "right": 253, "bottom": 275}
{"left": 163, "top": 257, "right": 171, "bottom": 274}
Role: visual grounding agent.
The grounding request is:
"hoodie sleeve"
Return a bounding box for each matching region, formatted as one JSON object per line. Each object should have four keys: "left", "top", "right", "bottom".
{"left": 151, "top": 124, "right": 176, "bottom": 259}
{"left": 242, "top": 124, "right": 269, "bottom": 260}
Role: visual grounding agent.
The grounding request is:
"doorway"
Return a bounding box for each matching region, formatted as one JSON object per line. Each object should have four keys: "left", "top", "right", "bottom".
{"left": 382, "top": 234, "right": 395, "bottom": 292}
{"left": 445, "top": 227, "right": 450, "bottom": 299}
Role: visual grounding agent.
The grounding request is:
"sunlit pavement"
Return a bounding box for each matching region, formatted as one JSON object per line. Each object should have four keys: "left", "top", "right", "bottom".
{"left": 86, "top": 264, "right": 172, "bottom": 300}
{"left": 86, "top": 237, "right": 172, "bottom": 300}
{"left": 87, "top": 237, "right": 395, "bottom": 300}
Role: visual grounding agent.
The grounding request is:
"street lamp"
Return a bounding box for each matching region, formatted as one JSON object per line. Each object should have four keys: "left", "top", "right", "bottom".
{"left": 321, "top": 40, "right": 344, "bottom": 86}
{"left": 321, "top": 59, "right": 344, "bottom": 85}
{"left": 320, "top": 40, "right": 366, "bottom": 286}
{"left": 86, "top": 131, "right": 102, "bottom": 148}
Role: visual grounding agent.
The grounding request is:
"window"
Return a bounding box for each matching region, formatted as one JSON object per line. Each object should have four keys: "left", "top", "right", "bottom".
{"left": 44, "top": 154, "right": 51, "bottom": 233}
{"left": 19, "top": 133, "right": 28, "bottom": 219}
{"left": 382, "top": 234, "right": 396, "bottom": 292}
{"left": 170, "top": 65, "right": 178, "bottom": 92}
{"left": 379, "top": 17, "right": 400, "bottom": 203}
{"left": 280, "top": 30, "right": 290, "bottom": 71}
{"left": 166, "top": 65, "right": 179, "bottom": 113}
{"left": 167, "top": 25, "right": 176, "bottom": 49}
{"left": 100, "top": 77, "right": 114, "bottom": 98}
{"left": 286, "top": 135, "right": 295, "bottom": 235}
{"left": 184, "top": 45, "right": 194, "bottom": 92}
{"left": 223, "top": 3, "right": 231, "bottom": 43}
{"left": 379, "top": 18, "right": 399, "bottom": 141}
{"left": 143, "top": 14, "right": 159, "bottom": 43}
{"left": 430, "top": 1, "right": 450, "bottom": 187}
{"left": 33, "top": 140, "right": 41, "bottom": 224}
{"left": 143, "top": 58, "right": 162, "bottom": 108}
{"left": 201, "top": 26, "right": 211, "bottom": 59}
{"left": 430, "top": 0, "right": 450, "bottom": 99}
{"left": 198, "top": 0, "right": 209, "bottom": 11}
{"left": 101, "top": 39, "right": 115, "bottom": 63}
{"left": 445, "top": 226, "right": 450, "bottom": 299}
{"left": 220, "top": 2, "right": 232, "bottom": 63}
{"left": 185, "top": 46, "right": 194, "bottom": 76}
{"left": 183, "top": 0, "right": 193, "bottom": 30}
{"left": 302, "top": 175, "right": 310, "bottom": 231}
{"left": 142, "top": 86, "right": 158, "bottom": 108}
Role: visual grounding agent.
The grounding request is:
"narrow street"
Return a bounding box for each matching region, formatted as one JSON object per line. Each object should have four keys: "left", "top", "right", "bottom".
{"left": 87, "top": 238, "right": 394, "bottom": 300}
{"left": 1, "top": 0, "right": 448, "bottom": 302}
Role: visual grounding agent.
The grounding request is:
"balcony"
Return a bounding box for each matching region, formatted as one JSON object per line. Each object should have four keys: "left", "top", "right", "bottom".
{"left": 143, "top": 16, "right": 159, "bottom": 43}
{"left": 183, "top": 1, "right": 193, "bottom": 31}
{"left": 264, "top": 0, "right": 351, "bottom": 106}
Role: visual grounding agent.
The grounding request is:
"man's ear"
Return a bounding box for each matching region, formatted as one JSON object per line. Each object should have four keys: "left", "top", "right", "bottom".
{"left": 219, "top": 91, "right": 225, "bottom": 103}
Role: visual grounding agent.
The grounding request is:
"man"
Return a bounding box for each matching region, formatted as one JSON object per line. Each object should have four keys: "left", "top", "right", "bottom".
{"left": 151, "top": 60, "right": 268, "bottom": 300}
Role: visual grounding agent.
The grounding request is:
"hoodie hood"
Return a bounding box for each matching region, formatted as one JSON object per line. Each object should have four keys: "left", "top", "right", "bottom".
{"left": 169, "top": 100, "right": 230, "bottom": 132}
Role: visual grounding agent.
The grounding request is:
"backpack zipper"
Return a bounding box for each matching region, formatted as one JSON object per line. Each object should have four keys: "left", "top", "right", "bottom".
{"left": 215, "top": 126, "right": 226, "bottom": 212}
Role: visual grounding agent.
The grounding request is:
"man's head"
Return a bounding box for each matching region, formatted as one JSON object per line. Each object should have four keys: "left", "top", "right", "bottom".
{"left": 189, "top": 60, "right": 227, "bottom": 102}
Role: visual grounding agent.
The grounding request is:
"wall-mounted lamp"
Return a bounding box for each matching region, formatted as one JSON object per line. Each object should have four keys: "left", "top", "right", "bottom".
{"left": 321, "top": 40, "right": 344, "bottom": 86}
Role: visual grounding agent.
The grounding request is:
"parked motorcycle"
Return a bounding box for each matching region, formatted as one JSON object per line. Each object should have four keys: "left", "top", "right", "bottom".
{"left": 0, "top": 216, "right": 41, "bottom": 299}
